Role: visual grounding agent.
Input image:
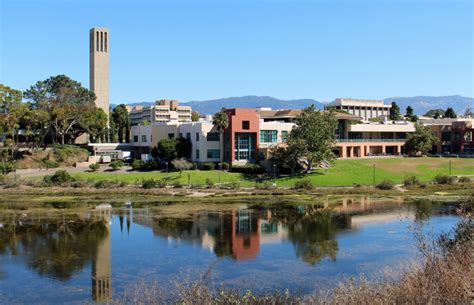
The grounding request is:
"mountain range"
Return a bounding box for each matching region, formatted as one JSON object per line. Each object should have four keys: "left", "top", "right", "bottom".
{"left": 122, "top": 95, "right": 473, "bottom": 116}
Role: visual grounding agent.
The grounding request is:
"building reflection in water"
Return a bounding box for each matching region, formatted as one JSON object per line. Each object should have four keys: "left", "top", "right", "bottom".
{"left": 91, "top": 207, "right": 112, "bottom": 302}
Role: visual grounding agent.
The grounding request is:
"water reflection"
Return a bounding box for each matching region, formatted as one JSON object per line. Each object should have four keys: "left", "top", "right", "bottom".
{"left": 0, "top": 196, "right": 459, "bottom": 304}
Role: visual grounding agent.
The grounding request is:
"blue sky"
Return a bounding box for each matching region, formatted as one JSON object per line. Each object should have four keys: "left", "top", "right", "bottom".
{"left": 0, "top": 0, "right": 472, "bottom": 104}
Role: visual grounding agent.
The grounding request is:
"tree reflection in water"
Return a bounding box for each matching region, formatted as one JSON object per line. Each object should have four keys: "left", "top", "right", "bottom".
{"left": 0, "top": 214, "right": 108, "bottom": 281}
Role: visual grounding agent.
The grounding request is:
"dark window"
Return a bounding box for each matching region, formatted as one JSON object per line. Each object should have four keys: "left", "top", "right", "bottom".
{"left": 96, "top": 31, "right": 99, "bottom": 52}
{"left": 100, "top": 32, "right": 103, "bottom": 52}
{"left": 168, "top": 133, "right": 174, "bottom": 139}
{"left": 441, "top": 132, "right": 451, "bottom": 141}
{"left": 260, "top": 130, "right": 277, "bottom": 143}
{"left": 195, "top": 132, "right": 199, "bottom": 142}
{"left": 141, "top": 135, "right": 147, "bottom": 142}
{"left": 186, "top": 132, "right": 191, "bottom": 140}
{"left": 242, "top": 121, "right": 250, "bottom": 130}
{"left": 196, "top": 149, "right": 200, "bottom": 159}
{"left": 206, "top": 132, "right": 220, "bottom": 141}
{"left": 104, "top": 32, "right": 107, "bottom": 52}
{"left": 207, "top": 149, "right": 220, "bottom": 159}
{"left": 133, "top": 135, "right": 138, "bottom": 142}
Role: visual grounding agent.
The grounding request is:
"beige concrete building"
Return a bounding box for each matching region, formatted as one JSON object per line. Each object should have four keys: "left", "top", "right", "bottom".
{"left": 128, "top": 99, "right": 192, "bottom": 126}
{"left": 90, "top": 27, "right": 110, "bottom": 119}
{"left": 325, "top": 98, "right": 391, "bottom": 121}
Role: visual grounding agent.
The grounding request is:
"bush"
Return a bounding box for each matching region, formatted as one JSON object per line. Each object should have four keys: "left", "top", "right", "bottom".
{"left": 70, "top": 180, "right": 89, "bottom": 188}
{"left": 221, "top": 162, "right": 230, "bottom": 170}
{"left": 0, "top": 161, "right": 15, "bottom": 174}
{"left": 142, "top": 178, "right": 167, "bottom": 189}
{"left": 43, "top": 170, "right": 73, "bottom": 186}
{"left": 132, "top": 159, "right": 145, "bottom": 170}
{"left": 41, "top": 159, "right": 59, "bottom": 169}
{"left": 434, "top": 175, "right": 455, "bottom": 185}
{"left": 229, "top": 181, "right": 240, "bottom": 190}
{"left": 171, "top": 159, "right": 193, "bottom": 172}
{"left": 205, "top": 178, "right": 214, "bottom": 188}
{"left": 230, "top": 164, "right": 266, "bottom": 175}
{"left": 294, "top": 179, "right": 314, "bottom": 190}
{"left": 109, "top": 159, "right": 124, "bottom": 171}
{"left": 201, "top": 162, "right": 216, "bottom": 170}
{"left": 403, "top": 175, "right": 420, "bottom": 187}
{"left": 377, "top": 179, "right": 395, "bottom": 190}
{"left": 89, "top": 163, "right": 100, "bottom": 172}
{"left": 172, "top": 181, "right": 183, "bottom": 188}
{"left": 458, "top": 176, "right": 471, "bottom": 183}
{"left": 94, "top": 180, "right": 122, "bottom": 189}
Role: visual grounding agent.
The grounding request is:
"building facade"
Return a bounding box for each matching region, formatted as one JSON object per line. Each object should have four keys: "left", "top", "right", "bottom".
{"left": 325, "top": 98, "right": 391, "bottom": 121}
{"left": 89, "top": 27, "right": 110, "bottom": 119}
{"left": 421, "top": 118, "right": 474, "bottom": 155}
{"left": 128, "top": 99, "right": 192, "bottom": 126}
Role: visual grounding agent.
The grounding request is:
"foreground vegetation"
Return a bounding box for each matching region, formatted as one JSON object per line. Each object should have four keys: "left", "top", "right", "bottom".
{"left": 110, "top": 196, "right": 473, "bottom": 304}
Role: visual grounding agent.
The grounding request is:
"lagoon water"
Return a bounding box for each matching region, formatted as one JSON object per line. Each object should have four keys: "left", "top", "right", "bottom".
{"left": 0, "top": 197, "right": 459, "bottom": 304}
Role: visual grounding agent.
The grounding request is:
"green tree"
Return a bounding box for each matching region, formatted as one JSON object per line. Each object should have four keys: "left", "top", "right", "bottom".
{"left": 0, "top": 84, "right": 28, "bottom": 159}
{"left": 444, "top": 107, "right": 457, "bottom": 119}
{"left": 191, "top": 111, "right": 200, "bottom": 121}
{"left": 389, "top": 101, "right": 401, "bottom": 121}
{"left": 405, "top": 122, "right": 438, "bottom": 156}
{"left": 290, "top": 106, "right": 338, "bottom": 172}
{"left": 23, "top": 75, "right": 99, "bottom": 146}
{"left": 405, "top": 106, "right": 414, "bottom": 120}
{"left": 152, "top": 138, "right": 178, "bottom": 161}
{"left": 80, "top": 108, "right": 108, "bottom": 143}
{"left": 111, "top": 104, "right": 130, "bottom": 143}
{"left": 212, "top": 110, "right": 229, "bottom": 169}
{"left": 109, "top": 159, "right": 124, "bottom": 171}
{"left": 271, "top": 137, "right": 305, "bottom": 175}
{"left": 424, "top": 109, "right": 445, "bottom": 119}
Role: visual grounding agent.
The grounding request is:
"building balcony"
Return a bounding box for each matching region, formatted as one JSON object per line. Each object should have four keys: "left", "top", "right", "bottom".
{"left": 337, "top": 138, "right": 407, "bottom": 143}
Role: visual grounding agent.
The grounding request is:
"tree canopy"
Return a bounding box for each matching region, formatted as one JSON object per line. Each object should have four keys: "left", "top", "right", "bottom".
{"left": 424, "top": 109, "right": 445, "bottom": 119}
{"left": 389, "top": 102, "right": 401, "bottom": 121}
{"left": 111, "top": 104, "right": 130, "bottom": 143}
{"left": 405, "top": 122, "right": 438, "bottom": 156}
{"left": 444, "top": 107, "right": 457, "bottom": 119}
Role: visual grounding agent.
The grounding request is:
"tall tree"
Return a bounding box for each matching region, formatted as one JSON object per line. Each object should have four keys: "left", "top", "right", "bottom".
{"left": 405, "top": 106, "right": 414, "bottom": 120}
{"left": 212, "top": 110, "right": 229, "bottom": 169}
{"left": 405, "top": 122, "right": 438, "bottom": 156}
{"left": 389, "top": 101, "right": 401, "bottom": 121}
{"left": 290, "top": 106, "right": 338, "bottom": 172}
{"left": 80, "top": 108, "right": 108, "bottom": 143}
{"left": 444, "top": 107, "right": 457, "bottom": 119}
{"left": 0, "top": 84, "right": 27, "bottom": 158}
{"left": 191, "top": 111, "right": 200, "bottom": 121}
{"left": 24, "top": 75, "right": 98, "bottom": 146}
{"left": 111, "top": 104, "right": 130, "bottom": 143}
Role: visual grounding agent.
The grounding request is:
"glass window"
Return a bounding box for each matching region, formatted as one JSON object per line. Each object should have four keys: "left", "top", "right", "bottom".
{"left": 133, "top": 135, "right": 138, "bottom": 142}
{"left": 234, "top": 132, "right": 256, "bottom": 161}
{"left": 195, "top": 132, "right": 199, "bottom": 142}
{"left": 186, "top": 132, "right": 191, "bottom": 140}
{"left": 168, "top": 133, "right": 174, "bottom": 139}
{"left": 141, "top": 135, "right": 147, "bottom": 142}
{"left": 260, "top": 130, "right": 277, "bottom": 143}
{"left": 207, "top": 149, "right": 220, "bottom": 159}
{"left": 242, "top": 121, "right": 250, "bottom": 130}
{"left": 196, "top": 149, "right": 200, "bottom": 159}
{"left": 206, "top": 132, "right": 220, "bottom": 141}
{"left": 441, "top": 132, "right": 451, "bottom": 141}
{"left": 281, "top": 130, "right": 288, "bottom": 142}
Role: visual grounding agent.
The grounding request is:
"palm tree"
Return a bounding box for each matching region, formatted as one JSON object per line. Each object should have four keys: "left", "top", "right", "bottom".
{"left": 212, "top": 110, "right": 229, "bottom": 169}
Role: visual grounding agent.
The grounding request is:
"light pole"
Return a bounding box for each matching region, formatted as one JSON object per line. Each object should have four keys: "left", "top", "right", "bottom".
{"left": 273, "top": 164, "right": 277, "bottom": 188}
{"left": 373, "top": 164, "right": 376, "bottom": 186}
{"left": 449, "top": 159, "right": 452, "bottom": 176}
{"left": 219, "top": 163, "right": 222, "bottom": 185}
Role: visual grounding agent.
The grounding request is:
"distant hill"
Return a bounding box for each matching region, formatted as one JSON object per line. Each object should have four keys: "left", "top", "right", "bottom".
{"left": 183, "top": 96, "right": 323, "bottom": 115}
{"left": 383, "top": 95, "right": 473, "bottom": 116}
{"left": 120, "top": 95, "right": 472, "bottom": 116}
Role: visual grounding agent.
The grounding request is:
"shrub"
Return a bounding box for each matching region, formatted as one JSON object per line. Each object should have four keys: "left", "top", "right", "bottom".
{"left": 132, "top": 159, "right": 145, "bottom": 170}
{"left": 434, "top": 174, "right": 455, "bottom": 185}
{"left": 403, "top": 175, "right": 420, "bottom": 187}
{"left": 230, "top": 164, "right": 266, "bottom": 175}
{"left": 89, "top": 163, "right": 100, "bottom": 172}
{"left": 205, "top": 178, "right": 214, "bottom": 188}
{"left": 201, "top": 162, "right": 216, "bottom": 170}
{"left": 229, "top": 181, "right": 240, "bottom": 190}
{"left": 221, "top": 162, "right": 230, "bottom": 170}
{"left": 255, "top": 181, "right": 276, "bottom": 190}
{"left": 294, "top": 179, "right": 314, "bottom": 190}
{"left": 142, "top": 178, "right": 167, "bottom": 189}
{"left": 109, "top": 159, "right": 124, "bottom": 171}
{"left": 377, "top": 179, "right": 395, "bottom": 190}
{"left": 172, "top": 181, "right": 183, "bottom": 188}
{"left": 171, "top": 159, "right": 193, "bottom": 172}
{"left": 94, "top": 180, "right": 122, "bottom": 189}
{"left": 70, "top": 180, "right": 89, "bottom": 188}
{"left": 0, "top": 161, "right": 16, "bottom": 174}
{"left": 41, "top": 159, "right": 59, "bottom": 169}
{"left": 43, "top": 170, "right": 73, "bottom": 186}
{"left": 458, "top": 176, "right": 471, "bottom": 183}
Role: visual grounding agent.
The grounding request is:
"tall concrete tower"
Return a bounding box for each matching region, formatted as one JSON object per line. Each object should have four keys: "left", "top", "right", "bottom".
{"left": 90, "top": 27, "right": 109, "bottom": 119}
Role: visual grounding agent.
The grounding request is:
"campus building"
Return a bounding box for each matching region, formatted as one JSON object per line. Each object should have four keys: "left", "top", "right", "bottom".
{"left": 324, "top": 98, "right": 391, "bottom": 121}
{"left": 130, "top": 107, "right": 416, "bottom": 163}
{"left": 127, "top": 99, "right": 192, "bottom": 126}
{"left": 90, "top": 27, "right": 110, "bottom": 119}
{"left": 421, "top": 118, "right": 474, "bottom": 155}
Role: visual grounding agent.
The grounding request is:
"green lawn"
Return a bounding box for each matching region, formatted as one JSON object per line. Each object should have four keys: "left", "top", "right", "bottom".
{"left": 71, "top": 157, "right": 474, "bottom": 187}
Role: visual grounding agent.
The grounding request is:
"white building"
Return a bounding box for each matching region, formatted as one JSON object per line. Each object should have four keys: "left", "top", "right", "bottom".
{"left": 128, "top": 99, "right": 192, "bottom": 126}
{"left": 325, "top": 98, "right": 391, "bottom": 121}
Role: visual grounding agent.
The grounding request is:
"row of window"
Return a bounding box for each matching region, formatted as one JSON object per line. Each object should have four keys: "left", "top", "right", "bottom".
{"left": 259, "top": 130, "right": 288, "bottom": 143}
{"left": 93, "top": 31, "right": 107, "bottom": 53}
{"left": 195, "top": 149, "right": 220, "bottom": 160}
{"left": 133, "top": 135, "right": 151, "bottom": 143}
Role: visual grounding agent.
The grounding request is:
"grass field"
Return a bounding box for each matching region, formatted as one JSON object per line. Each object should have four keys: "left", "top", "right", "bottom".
{"left": 70, "top": 157, "right": 474, "bottom": 187}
